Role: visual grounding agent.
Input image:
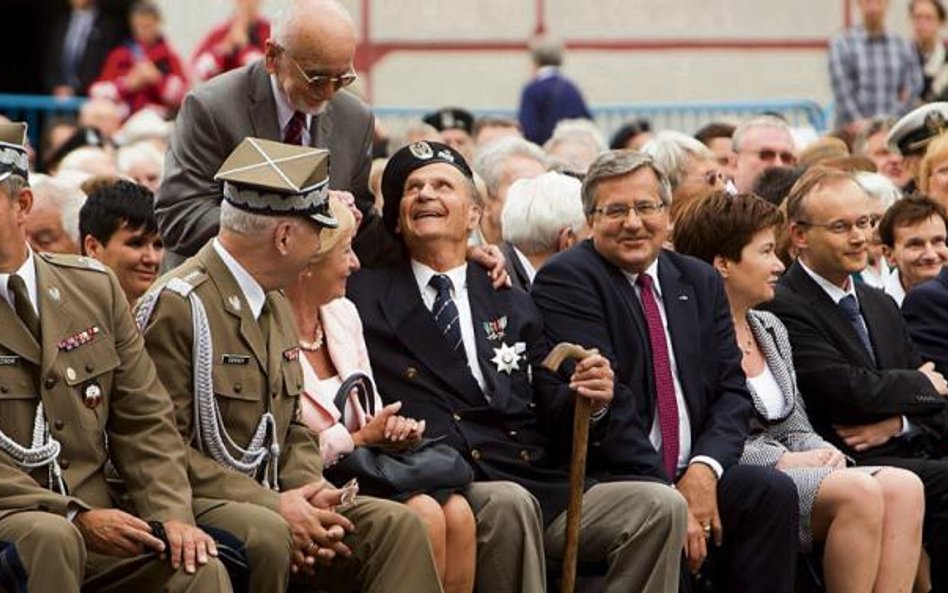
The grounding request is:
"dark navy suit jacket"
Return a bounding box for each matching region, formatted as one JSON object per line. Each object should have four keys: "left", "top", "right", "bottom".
{"left": 903, "top": 267, "right": 948, "bottom": 377}
{"left": 518, "top": 70, "right": 592, "bottom": 145}
{"left": 761, "top": 261, "right": 947, "bottom": 460}
{"left": 531, "top": 240, "right": 752, "bottom": 483}
{"left": 348, "top": 262, "right": 598, "bottom": 524}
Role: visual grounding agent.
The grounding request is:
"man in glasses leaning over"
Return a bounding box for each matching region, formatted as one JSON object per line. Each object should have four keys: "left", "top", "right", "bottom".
{"left": 156, "top": 0, "right": 373, "bottom": 271}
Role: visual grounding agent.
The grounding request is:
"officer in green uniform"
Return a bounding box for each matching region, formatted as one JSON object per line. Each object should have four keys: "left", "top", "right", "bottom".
{"left": 0, "top": 125, "right": 231, "bottom": 592}
{"left": 138, "top": 138, "right": 443, "bottom": 593}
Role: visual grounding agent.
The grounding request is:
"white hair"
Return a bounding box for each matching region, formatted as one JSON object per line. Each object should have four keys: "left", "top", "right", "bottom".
{"left": 31, "top": 174, "right": 86, "bottom": 246}
{"left": 856, "top": 172, "right": 903, "bottom": 211}
{"left": 732, "top": 115, "right": 794, "bottom": 152}
{"left": 219, "top": 201, "right": 280, "bottom": 236}
{"left": 641, "top": 130, "right": 714, "bottom": 189}
{"left": 57, "top": 147, "right": 118, "bottom": 177}
{"left": 473, "top": 136, "right": 548, "bottom": 198}
{"left": 544, "top": 119, "right": 607, "bottom": 174}
{"left": 271, "top": 0, "right": 353, "bottom": 47}
{"left": 502, "top": 171, "right": 585, "bottom": 255}
{"left": 117, "top": 142, "right": 164, "bottom": 177}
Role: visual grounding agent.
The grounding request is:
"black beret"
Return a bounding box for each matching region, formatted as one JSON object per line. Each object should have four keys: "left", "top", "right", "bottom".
{"left": 422, "top": 108, "right": 475, "bottom": 135}
{"left": 381, "top": 141, "right": 473, "bottom": 234}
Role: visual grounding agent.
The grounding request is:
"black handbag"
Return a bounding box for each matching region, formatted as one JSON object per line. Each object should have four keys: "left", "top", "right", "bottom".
{"left": 323, "top": 372, "right": 474, "bottom": 499}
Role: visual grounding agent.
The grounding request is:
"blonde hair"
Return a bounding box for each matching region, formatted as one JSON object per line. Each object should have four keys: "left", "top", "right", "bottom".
{"left": 919, "top": 132, "right": 948, "bottom": 194}
{"left": 310, "top": 195, "right": 355, "bottom": 261}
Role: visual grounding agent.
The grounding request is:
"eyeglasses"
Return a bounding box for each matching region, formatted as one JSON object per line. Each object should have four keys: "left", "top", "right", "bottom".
{"left": 743, "top": 149, "right": 797, "bottom": 165}
{"left": 275, "top": 44, "right": 357, "bottom": 90}
{"left": 796, "top": 215, "right": 872, "bottom": 234}
{"left": 593, "top": 201, "right": 666, "bottom": 221}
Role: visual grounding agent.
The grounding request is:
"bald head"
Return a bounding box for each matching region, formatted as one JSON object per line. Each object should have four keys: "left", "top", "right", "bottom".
{"left": 272, "top": 0, "right": 355, "bottom": 64}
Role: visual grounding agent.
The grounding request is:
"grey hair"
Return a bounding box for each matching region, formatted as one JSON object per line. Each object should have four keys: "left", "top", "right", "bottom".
{"left": 219, "top": 201, "right": 281, "bottom": 236}
{"left": 852, "top": 117, "right": 897, "bottom": 155}
{"left": 0, "top": 174, "right": 29, "bottom": 199}
{"left": 473, "top": 136, "right": 548, "bottom": 199}
{"left": 544, "top": 119, "right": 607, "bottom": 175}
{"left": 117, "top": 142, "right": 164, "bottom": 176}
{"left": 581, "top": 150, "right": 673, "bottom": 214}
{"left": 855, "top": 171, "right": 903, "bottom": 210}
{"left": 502, "top": 171, "right": 584, "bottom": 254}
{"left": 271, "top": 0, "right": 354, "bottom": 47}
{"left": 641, "top": 130, "right": 714, "bottom": 190}
{"left": 732, "top": 116, "right": 794, "bottom": 152}
{"left": 529, "top": 35, "right": 563, "bottom": 67}
{"left": 31, "top": 174, "right": 86, "bottom": 246}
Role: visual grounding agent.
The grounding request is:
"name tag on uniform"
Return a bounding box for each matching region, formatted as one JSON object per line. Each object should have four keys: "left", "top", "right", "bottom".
{"left": 0, "top": 356, "right": 19, "bottom": 366}
{"left": 221, "top": 354, "right": 250, "bottom": 365}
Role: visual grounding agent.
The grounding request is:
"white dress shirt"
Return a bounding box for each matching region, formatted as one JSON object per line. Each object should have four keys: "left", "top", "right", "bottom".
{"left": 799, "top": 259, "right": 912, "bottom": 435}
{"left": 411, "top": 260, "right": 487, "bottom": 394}
{"left": 270, "top": 75, "right": 313, "bottom": 146}
{"left": 512, "top": 245, "right": 538, "bottom": 284}
{"left": 0, "top": 250, "right": 39, "bottom": 319}
{"left": 213, "top": 239, "right": 266, "bottom": 319}
{"left": 624, "top": 260, "right": 723, "bottom": 478}
{"left": 881, "top": 267, "right": 906, "bottom": 307}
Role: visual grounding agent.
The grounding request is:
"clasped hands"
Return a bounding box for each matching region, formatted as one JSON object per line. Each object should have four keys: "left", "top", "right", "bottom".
{"left": 278, "top": 479, "right": 357, "bottom": 574}
{"left": 74, "top": 509, "right": 217, "bottom": 574}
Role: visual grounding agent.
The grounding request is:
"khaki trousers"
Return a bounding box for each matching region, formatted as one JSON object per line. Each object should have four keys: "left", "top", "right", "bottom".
{"left": 289, "top": 496, "right": 443, "bottom": 593}
{"left": 544, "top": 482, "right": 687, "bottom": 593}
{"left": 0, "top": 510, "right": 232, "bottom": 593}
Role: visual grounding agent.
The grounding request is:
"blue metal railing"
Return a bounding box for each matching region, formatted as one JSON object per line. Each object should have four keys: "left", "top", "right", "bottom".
{"left": 0, "top": 93, "right": 830, "bottom": 149}
{"left": 0, "top": 94, "right": 88, "bottom": 147}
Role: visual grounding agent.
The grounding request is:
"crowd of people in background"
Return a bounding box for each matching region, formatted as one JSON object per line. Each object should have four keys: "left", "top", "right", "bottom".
{"left": 4, "top": 0, "right": 948, "bottom": 592}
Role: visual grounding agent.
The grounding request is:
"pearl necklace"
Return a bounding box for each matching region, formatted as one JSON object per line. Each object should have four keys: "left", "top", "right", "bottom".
{"left": 298, "top": 323, "right": 324, "bottom": 352}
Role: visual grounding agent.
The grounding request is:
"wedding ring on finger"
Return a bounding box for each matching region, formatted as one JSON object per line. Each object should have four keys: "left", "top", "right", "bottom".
{"left": 701, "top": 524, "right": 712, "bottom": 538}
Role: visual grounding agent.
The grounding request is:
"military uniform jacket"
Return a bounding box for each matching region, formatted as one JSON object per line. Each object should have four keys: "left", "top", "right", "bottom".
{"left": 0, "top": 253, "right": 194, "bottom": 523}
{"left": 140, "top": 244, "right": 321, "bottom": 510}
{"left": 348, "top": 263, "right": 596, "bottom": 525}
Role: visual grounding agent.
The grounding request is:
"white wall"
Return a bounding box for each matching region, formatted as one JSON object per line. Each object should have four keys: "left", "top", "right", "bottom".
{"left": 156, "top": 0, "right": 924, "bottom": 110}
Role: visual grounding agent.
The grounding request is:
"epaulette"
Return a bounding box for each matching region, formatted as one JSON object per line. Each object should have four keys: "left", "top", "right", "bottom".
{"left": 133, "top": 267, "right": 208, "bottom": 331}
{"left": 163, "top": 268, "right": 209, "bottom": 297}
{"left": 38, "top": 253, "right": 109, "bottom": 273}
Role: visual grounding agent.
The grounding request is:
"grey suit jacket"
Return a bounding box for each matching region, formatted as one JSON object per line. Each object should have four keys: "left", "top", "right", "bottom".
{"left": 156, "top": 59, "right": 374, "bottom": 268}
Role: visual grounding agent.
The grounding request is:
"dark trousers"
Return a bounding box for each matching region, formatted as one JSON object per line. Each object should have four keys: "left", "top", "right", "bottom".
{"left": 866, "top": 455, "right": 948, "bottom": 593}
{"left": 685, "top": 465, "right": 799, "bottom": 593}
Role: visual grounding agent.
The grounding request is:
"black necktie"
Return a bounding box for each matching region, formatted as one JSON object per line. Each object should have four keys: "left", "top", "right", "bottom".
{"left": 429, "top": 274, "right": 464, "bottom": 355}
{"left": 8, "top": 274, "right": 39, "bottom": 342}
{"left": 838, "top": 294, "right": 875, "bottom": 363}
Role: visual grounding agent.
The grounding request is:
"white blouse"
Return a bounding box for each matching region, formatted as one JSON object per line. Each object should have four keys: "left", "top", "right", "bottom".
{"left": 747, "top": 363, "right": 788, "bottom": 421}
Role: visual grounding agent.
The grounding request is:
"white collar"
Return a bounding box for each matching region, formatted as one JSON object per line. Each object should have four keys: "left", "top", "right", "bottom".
{"left": 882, "top": 267, "right": 906, "bottom": 306}
{"left": 536, "top": 66, "right": 558, "bottom": 79}
{"left": 799, "top": 258, "right": 857, "bottom": 305}
{"left": 269, "top": 74, "right": 313, "bottom": 134}
{"left": 622, "top": 258, "right": 662, "bottom": 297}
{"left": 411, "top": 260, "right": 468, "bottom": 297}
{"left": 213, "top": 239, "right": 267, "bottom": 319}
{"left": 0, "top": 247, "right": 38, "bottom": 315}
{"left": 512, "top": 245, "right": 537, "bottom": 283}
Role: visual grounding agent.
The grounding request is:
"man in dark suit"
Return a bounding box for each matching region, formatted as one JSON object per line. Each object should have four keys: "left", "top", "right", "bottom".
{"left": 517, "top": 36, "right": 592, "bottom": 145}
{"left": 155, "top": 0, "right": 374, "bottom": 270}
{"left": 348, "top": 141, "right": 688, "bottom": 593}
{"left": 531, "top": 150, "right": 799, "bottom": 593}
{"left": 761, "top": 166, "right": 948, "bottom": 591}
{"left": 43, "top": 0, "right": 125, "bottom": 97}
{"left": 904, "top": 267, "right": 948, "bottom": 376}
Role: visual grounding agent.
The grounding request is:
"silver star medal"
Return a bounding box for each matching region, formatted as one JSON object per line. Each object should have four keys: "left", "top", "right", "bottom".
{"left": 491, "top": 342, "right": 527, "bottom": 375}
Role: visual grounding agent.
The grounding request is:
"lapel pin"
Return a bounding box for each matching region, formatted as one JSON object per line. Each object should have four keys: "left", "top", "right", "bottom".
{"left": 227, "top": 295, "right": 241, "bottom": 312}
{"left": 47, "top": 287, "right": 60, "bottom": 302}
{"left": 678, "top": 295, "right": 689, "bottom": 301}
{"left": 82, "top": 382, "right": 102, "bottom": 408}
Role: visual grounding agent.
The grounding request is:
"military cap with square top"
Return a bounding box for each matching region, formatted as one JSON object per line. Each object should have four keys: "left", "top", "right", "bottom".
{"left": 381, "top": 140, "right": 474, "bottom": 234}
{"left": 215, "top": 137, "right": 337, "bottom": 227}
{"left": 0, "top": 122, "right": 29, "bottom": 183}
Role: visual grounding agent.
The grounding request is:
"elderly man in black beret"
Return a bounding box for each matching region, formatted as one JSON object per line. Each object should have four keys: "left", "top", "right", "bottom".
{"left": 348, "top": 140, "right": 688, "bottom": 593}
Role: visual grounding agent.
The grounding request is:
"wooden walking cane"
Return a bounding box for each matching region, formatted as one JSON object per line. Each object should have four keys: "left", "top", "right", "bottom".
{"left": 542, "top": 343, "right": 599, "bottom": 593}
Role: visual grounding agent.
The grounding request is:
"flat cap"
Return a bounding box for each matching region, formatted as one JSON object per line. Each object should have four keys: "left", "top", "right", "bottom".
{"left": 422, "top": 107, "right": 475, "bottom": 135}
{"left": 0, "top": 122, "right": 29, "bottom": 183}
{"left": 381, "top": 141, "right": 473, "bottom": 233}
{"left": 215, "top": 137, "right": 337, "bottom": 227}
{"left": 886, "top": 102, "right": 948, "bottom": 156}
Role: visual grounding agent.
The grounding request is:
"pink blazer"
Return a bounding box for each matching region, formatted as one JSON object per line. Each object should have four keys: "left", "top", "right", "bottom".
{"left": 299, "top": 297, "right": 385, "bottom": 466}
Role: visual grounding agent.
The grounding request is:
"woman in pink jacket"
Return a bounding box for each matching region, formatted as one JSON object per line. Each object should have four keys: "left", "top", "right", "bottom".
{"left": 284, "top": 197, "right": 475, "bottom": 593}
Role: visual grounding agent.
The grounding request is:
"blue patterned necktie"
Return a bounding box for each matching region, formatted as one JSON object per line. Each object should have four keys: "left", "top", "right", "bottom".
{"left": 838, "top": 294, "right": 876, "bottom": 364}
{"left": 429, "top": 274, "right": 464, "bottom": 354}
